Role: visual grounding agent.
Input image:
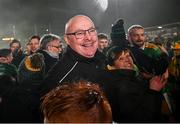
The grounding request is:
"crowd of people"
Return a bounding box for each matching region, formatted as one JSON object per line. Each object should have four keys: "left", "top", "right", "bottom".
{"left": 0, "top": 14, "right": 180, "bottom": 123}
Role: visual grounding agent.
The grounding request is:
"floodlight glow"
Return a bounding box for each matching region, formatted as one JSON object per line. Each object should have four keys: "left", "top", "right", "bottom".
{"left": 95, "top": 0, "right": 108, "bottom": 12}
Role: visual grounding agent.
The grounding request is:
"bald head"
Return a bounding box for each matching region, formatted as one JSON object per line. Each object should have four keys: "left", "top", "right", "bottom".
{"left": 65, "top": 15, "right": 95, "bottom": 34}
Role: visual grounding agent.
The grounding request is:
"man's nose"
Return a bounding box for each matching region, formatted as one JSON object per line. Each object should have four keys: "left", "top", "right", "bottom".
{"left": 84, "top": 31, "right": 91, "bottom": 40}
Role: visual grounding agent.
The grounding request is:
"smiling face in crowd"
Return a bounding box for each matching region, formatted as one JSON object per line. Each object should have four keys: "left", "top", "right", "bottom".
{"left": 64, "top": 15, "right": 98, "bottom": 58}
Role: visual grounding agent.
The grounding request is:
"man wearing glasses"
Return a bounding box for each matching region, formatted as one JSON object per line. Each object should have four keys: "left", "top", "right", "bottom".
{"left": 40, "top": 15, "right": 107, "bottom": 97}
{"left": 37, "top": 34, "right": 62, "bottom": 74}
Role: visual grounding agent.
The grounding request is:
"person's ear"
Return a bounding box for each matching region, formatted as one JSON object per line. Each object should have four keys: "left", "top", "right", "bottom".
{"left": 127, "top": 34, "right": 131, "bottom": 41}
{"left": 64, "top": 35, "right": 70, "bottom": 45}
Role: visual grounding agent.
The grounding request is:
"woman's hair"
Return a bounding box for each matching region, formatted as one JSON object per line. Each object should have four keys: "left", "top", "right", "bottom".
{"left": 106, "top": 46, "right": 131, "bottom": 66}
{"left": 41, "top": 80, "right": 112, "bottom": 123}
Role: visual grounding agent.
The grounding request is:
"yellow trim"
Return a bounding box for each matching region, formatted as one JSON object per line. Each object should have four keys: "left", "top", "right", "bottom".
{"left": 107, "top": 65, "right": 116, "bottom": 70}
{"left": 24, "top": 57, "right": 41, "bottom": 72}
{"left": 145, "top": 42, "right": 158, "bottom": 49}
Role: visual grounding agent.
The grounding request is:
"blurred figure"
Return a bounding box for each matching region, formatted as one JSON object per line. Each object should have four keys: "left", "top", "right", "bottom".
{"left": 98, "top": 33, "right": 110, "bottom": 54}
{"left": 18, "top": 53, "right": 45, "bottom": 84}
{"left": 18, "top": 53, "right": 45, "bottom": 122}
{"left": 24, "top": 42, "right": 31, "bottom": 56}
{"left": 41, "top": 80, "right": 112, "bottom": 123}
{"left": 9, "top": 39, "right": 21, "bottom": 53}
{"left": 0, "top": 48, "right": 17, "bottom": 83}
{"left": 0, "top": 75, "right": 39, "bottom": 123}
{"left": 127, "top": 24, "right": 169, "bottom": 78}
{"left": 9, "top": 39, "right": 25, "bottom": 67}
{"left": 103, "top": 46, "right": 166, "bottom": 122}
{"left": 165, "top": 38, "right": 174, "bottom": 59}
{"left": 111, "top": 20, "right": 169, "bottom": 77}
{"left": 110, "top": 23, "right": 171, "bottom": 122}
{"left": 168, "top": 42, "right": 180, "bottom": 122}
{"left": 28, "top": 35, "right": 40, "bottom": 54}
{"left": 38, "top": 34, "right": 62, "bottom": 74}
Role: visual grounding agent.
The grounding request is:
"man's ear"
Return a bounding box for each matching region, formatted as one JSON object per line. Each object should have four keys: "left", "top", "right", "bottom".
{"left": 127, "top": 34, "right": 131, "bottom": 41}
{"left": 64, "top": 35, "right": 70, "bottom": 45}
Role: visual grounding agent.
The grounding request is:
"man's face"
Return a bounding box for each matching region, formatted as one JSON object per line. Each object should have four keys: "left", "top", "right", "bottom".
{"left": 30, "top": 38, "right": 40, "bottom": 53}
{"left": 128, "top": 28, "right": 145, "bottom": 48}
{"left": 47, "top": 40, "right": 62, "bottom": 55}
{"left": 10, "top": 43, "right": 20, "bottom": 53}
{"left": 114, "top": 51, "right": 134, "bottom": 70}
{"left": 98, "top": 39, "right": 109, "bottom": 51}
{"left": 64, "top": 16, "right": 98, "bottom": 58}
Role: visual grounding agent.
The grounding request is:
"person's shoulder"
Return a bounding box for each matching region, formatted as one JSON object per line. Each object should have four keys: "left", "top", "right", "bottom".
{"left": 145, "top": 42, "right": 158, "bottom": 49}
{"left": 96, "top": 50, "right": 106, "bottom": 58}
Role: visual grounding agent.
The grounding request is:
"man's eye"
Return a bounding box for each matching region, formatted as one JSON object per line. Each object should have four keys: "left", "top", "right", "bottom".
{"left": 76, "top": 32, "right": 84, "bottom": 35}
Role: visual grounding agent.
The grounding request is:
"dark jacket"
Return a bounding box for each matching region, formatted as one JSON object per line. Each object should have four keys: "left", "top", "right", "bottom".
{"left": 103, "top": 69, "right": 163, "bottom": 122}
{"left": 0, "top": 63, "right": 18, "bottom": 84}
{"left": 0, "top": 75, "right": 39, "bottom": 122}
{"left": 40, "top": 46, "right": 107, "bottom": 97}
{"left": 128, "top": 46, "right": 169, "bottom": 75}
{"left": 12, "top": 50, "right": 25, "bottom": 68}
{"left": 37, "top": 50, "right": 59, "bottom": 74}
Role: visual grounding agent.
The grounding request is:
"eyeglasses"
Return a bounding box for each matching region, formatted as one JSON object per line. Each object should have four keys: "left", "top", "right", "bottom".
{"left": 66, "top": 28, "right": 97, "bottom": 39}
{"left": 50, "top": 45, "right": 62, "bottom": 49}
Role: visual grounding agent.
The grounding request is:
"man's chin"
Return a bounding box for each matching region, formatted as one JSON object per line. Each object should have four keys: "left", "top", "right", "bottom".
{"left": 82, "top": 52, "right": 96, "bottom": 58}
{"left": 135, "top": 43, "right": 144, "bottom": 48}
{"left": 84, "top": 54, "right": 95, "bottom": 58}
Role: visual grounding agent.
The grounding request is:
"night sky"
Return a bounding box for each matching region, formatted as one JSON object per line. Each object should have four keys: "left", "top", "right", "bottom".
{"left": 0, "top": 0, "right": 180, "bottom": 45}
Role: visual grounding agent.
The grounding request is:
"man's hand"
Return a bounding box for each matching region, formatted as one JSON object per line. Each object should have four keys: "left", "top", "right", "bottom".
{"left": 149, "top": 76, "right": 167, "bottom": 91}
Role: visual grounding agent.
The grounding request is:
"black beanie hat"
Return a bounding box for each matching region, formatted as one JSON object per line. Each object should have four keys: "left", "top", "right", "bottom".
{"left": 110, "top": 19, "right": 128, "bottom": 47}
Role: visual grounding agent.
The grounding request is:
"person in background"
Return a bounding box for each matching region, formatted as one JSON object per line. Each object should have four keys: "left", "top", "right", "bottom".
{"left": 41, "top": 80, "right": 112, "bottom": 123}
{"left": 9, "top": 39, "right": 25, "bottom": 67}
{"left": 0, "top": 48, "right": 17, "bottom": 83}
{"left": 127, "top": 24, "right": 169, "bottom": 78}
{"left": 97, "top": 33, "right": 110, "bottom": 54}
{"left": 24, "top": 42, "right": 31, "bottom": 56}
{"left": 110, "top": 19, "right": 169, "bottom": 78}
{"left": 103, "top": 46, "right": 166, "bottom": 122}
{"left": 128, "top": 25, "right": 175, "bottom": 122}
{"left": 18, "top": 53, "right": 45, "bottom": 84}
{"left": 111, "top": 19, "right": 172, "bottom": 122}
{"left": 28, "top": 35, "right": 40, "bottom": 54}
{"left": 0, "top": 74, "right": 39, "bottom": 123}
{"left": 38, "top": 34, "right": 62, "bottom": 74}
{"left": 18, "top": 53, "right": 45, "bottom": 122}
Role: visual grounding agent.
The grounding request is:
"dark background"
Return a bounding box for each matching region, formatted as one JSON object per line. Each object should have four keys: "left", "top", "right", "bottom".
{"left": 0, "top": 0, "right": 180, "bottom": 45}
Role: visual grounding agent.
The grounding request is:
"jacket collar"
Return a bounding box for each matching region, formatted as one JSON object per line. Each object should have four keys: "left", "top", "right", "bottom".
{"left": 108, "top": 69, "right": 136, "bottom": 78}
{"left": 66, "top": 46, "right": 105, "bottom": 63}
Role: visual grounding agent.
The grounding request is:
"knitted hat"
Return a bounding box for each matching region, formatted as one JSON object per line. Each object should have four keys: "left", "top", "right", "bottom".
{"left": 0, "top": 48, "right": 11, "bottom": 57}
{"left": 24, "top": 53, "right": 44, "bottom": 72}
{"left": 18, "top": 53, "right": 45, "bottom": 83}
{"left": 110, "top": 19, "right": 128, "bottom": 47}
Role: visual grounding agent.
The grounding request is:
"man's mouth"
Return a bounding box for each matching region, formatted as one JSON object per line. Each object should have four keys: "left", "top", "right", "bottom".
{"left": 82, "top": 42, "right": 93, "bottom": 47}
